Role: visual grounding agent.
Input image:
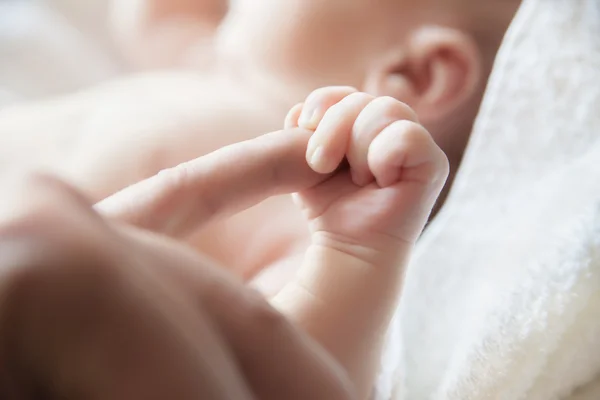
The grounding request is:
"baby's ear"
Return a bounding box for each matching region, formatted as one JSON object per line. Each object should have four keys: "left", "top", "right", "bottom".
{"left": 363, "top": 26, "right": 483, "bottom": 126}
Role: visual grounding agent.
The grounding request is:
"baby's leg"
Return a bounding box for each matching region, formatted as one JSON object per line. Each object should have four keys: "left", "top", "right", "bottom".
{"left": 273, "top": 87, "right": 449, "bottom": 398}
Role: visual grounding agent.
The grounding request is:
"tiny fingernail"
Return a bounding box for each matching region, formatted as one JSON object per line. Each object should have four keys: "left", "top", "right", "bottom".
{"left": 309, "top": 146, "right": 328, "bottom": 172}
{"left": 298, "top": 107, "right": 320, "bottom": 130}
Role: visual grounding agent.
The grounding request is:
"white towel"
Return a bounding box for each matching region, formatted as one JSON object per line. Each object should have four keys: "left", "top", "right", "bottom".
{"left": 377, "top": 0, "right": 600, "bottom": 398}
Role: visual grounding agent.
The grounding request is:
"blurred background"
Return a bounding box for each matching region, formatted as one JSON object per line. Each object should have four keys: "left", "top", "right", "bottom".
{"left": 0, "top": 0, "right": 123, "bottom": 107}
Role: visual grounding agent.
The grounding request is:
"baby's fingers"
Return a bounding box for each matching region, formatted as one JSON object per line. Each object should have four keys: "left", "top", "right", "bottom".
{"left": 349, "top": 97, "right": 419, "bottom": 186}
{"left": 297, "top": 86, "right": 357, "bottom": 130}
{"left": 369, "top": 120, "right": 449, "bottom": 190}
{"left": 306, "top": 93, "right": 374, "bottom": 174}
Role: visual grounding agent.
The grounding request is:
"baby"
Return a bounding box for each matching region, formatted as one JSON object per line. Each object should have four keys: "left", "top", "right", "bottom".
{"left": 103, "top": 0, "right": 518, "bottom": 216}
{"left": 96, "top": 88, "right": 449, "bottom": 398}
{"left": 0, "top": 0, "right": 519, "bottom": 284}
{"left": 110, "top": 0, "right": 520, "bottom": 175}
{"left": 0, "top": 91, "right": 445, "bottom": 399}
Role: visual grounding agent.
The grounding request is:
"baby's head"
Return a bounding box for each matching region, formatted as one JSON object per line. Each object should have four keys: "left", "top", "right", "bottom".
{"left": 217, "top": 0, "right": 520, "bottom": 164}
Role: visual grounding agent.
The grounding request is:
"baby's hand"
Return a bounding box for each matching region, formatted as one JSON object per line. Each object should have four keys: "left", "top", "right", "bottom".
{"left": 287, "top": 86, "right": 448, "bottom": 265}
{"left": 274, "top": 87, "right": 448, "bottom": 398}
{"left": 95, "top": 86, "right": 447, "bottom": 398}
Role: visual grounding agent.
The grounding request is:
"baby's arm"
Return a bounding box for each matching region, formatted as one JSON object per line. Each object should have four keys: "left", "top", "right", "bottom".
{"left": 273, "top": 87, "right": 449, "bottom": 398}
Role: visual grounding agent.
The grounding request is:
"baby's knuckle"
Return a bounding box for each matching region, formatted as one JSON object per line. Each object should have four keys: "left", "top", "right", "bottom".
{"left": 396, "top": 123, "right": 448, "bottom": 182}
{"left": 307, "top": 86, "right": 356, "bottom": 102}
{"left": 371, "top": 95, "right": 399, "bottom": 107}
{"left": 375, "top": 96, "right": 419, "bottom": 120}
{"left": 388, "top": 120, "right": 440, "bottom": 152}
{"left": 323, "top": 94, "right": 368, "bottom": 121}
{"left": 343, "top": 91, "right": 373, "bottom": 104}
{"left": 371, "top": 95, "right": 399, "bottom": 109}
{"left": 389, "top": 119, "right": 425, "bottom": 137}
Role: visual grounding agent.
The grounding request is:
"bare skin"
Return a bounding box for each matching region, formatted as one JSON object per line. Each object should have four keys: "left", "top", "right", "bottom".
{"left": 0, "top": 0, "right": 518, "bottom": 304}
{"left": 0, "top": 93, "right": 447, "bottom": 399}
{"left": 109, "top": 0, "right": 228, "bottom": 68}
{"left": 0, "top": 84, "right": 447, "bottom": 294}
{"left": 0, "top": 174, "right": 353, "bottom": 400}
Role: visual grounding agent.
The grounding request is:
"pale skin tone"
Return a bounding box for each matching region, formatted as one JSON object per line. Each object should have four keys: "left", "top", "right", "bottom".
{"left": 0, "top": 0, "right": 515, "bottom": 184}
{"left": 0, "top": 92, "right": 448, "bottom": 399}
{"left": 0, "top": 1, "right": 517, "bottom": 396}
{"left": 108, "top": 0, "right": 227, "bottom": 68}
{"left": 0, "top": 0, "right": 517, "bottom": 294}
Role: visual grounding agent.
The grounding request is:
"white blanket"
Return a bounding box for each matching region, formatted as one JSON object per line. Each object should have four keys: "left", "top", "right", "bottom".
{"left": 377, "top": 0, "right": 600, "bottom": 398}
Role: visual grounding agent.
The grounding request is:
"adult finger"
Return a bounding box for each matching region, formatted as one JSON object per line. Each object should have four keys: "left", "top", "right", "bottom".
{"left": 97, "top": 128, "right": 328, "bottom": 237}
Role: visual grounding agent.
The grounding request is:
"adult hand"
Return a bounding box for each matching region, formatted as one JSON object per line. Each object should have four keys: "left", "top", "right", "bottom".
{"left": 0, "top": 130, "right": 355, "bottom": 400}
